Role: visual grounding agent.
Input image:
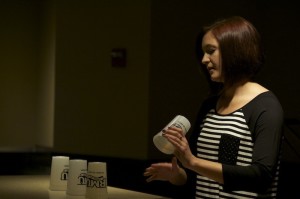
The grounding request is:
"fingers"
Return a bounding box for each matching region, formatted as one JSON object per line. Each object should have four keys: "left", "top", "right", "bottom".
{"left": 143, "top": 167, "right": 163, "bottom": 183}
{"left": 145, "top": 174, "right": 156, "bottom": 182}
{"left": 171, "top": 157, "right": 179, "bottom": 171}
{"left": 163, "top": 128, "right": 185, "bottom": 143}
{"left": 149, "top": 162, "right": 169, "bottom": 169}
{"left": 143, "top": 164, "right": 162, "bottom": 176}
{"left": 143, "top": 162, "right": 173, "bottom": 183}
{"left": 143, "top": 171, "right": 154, "bottom": 178}
{"left": 143, "top": 170, "right": 155, "bottom": 182}
{"left": 143, "top": 169, "right": 153, "bottom": 176}
{"left": 144, "top": 166, "right": 158, "bottom": 176}
{"left": 163, "top": 132, "right": 186, "bottom": 147}
{"left": 171, "top": 156, "right": 177, "bottom": 165}
{"left": 165, "top": 126, "right": 185, "bottom": 137}
{"left": 143, "top": 167, "right": 156, "bottom": 182}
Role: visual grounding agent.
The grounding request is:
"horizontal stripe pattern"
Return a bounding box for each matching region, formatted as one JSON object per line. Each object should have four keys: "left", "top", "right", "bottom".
{"left": 195, "top": 109, "right": 279, "bottom": 198}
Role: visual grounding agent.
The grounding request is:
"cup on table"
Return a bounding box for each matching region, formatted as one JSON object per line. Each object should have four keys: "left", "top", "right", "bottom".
{"left": 49, "top": 156, "right": 69, "bottom": 191}
{"left": 86, "top": 162, "right": 108, "bottom": 199}
{"left": 153, "top": 115, "right": 191, "bottom": 154}
{"left": 66, "top": 159, "right": 87, "bottom": 196}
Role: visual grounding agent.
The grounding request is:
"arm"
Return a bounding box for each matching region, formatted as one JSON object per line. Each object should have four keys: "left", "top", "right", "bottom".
{"left": 222, "top": 97, "right": 284, "bottom": 192}
{"left": 163, "top": 127, "right": 224, "bottom": 184}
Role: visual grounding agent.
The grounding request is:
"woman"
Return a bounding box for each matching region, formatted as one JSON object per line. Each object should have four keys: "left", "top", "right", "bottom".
{"left": 144, "top": 16, "right": 284, "bottom": 198}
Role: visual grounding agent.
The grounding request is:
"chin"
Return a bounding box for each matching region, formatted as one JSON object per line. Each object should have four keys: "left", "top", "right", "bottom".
{"left": 210, "top": 77, "right": 222, "bottom": 83}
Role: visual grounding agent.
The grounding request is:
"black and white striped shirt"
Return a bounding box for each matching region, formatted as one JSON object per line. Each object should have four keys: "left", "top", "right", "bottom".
{"left": 191, "top": 91, "right": 283, "bottom": 199}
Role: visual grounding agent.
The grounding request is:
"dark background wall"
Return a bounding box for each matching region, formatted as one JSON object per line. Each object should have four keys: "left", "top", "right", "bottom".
{"left": 53, "top": 0, "right": 151, "bottom": 159}
{"left": 0, "top": 0, "right": 299, "bottom": 162}
{"left": 0, "top": 0, "right": 40, "bottom": 148}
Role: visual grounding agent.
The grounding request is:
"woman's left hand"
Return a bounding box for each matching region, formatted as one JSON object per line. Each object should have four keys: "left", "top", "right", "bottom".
{"left": 163, "top": 126, "right": 196, "bottom": 169}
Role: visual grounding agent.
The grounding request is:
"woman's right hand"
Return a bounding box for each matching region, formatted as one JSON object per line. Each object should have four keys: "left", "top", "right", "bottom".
{"left": 143, "top": 157, "right": 187, "bottom": 185}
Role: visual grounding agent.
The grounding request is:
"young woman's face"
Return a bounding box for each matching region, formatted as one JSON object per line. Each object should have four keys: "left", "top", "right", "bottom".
{"left": 201, "top": 31, "right": 223, "bottom": 82}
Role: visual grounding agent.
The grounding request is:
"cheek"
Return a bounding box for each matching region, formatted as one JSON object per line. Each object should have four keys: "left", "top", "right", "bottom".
{"left": 211, "top": 56, "right": 221, "bottom": 69}
{"left": 215, "top": 55, "right": 222, "bottom": 71}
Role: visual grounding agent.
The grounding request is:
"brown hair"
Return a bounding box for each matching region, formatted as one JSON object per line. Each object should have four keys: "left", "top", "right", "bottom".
{"left": 196, "top": 16, "right": 265, "bottom": 94}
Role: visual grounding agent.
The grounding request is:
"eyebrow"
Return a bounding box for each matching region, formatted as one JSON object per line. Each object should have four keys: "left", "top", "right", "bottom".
{"left": 202, "top": 44, "right": 217, "bottom": 51}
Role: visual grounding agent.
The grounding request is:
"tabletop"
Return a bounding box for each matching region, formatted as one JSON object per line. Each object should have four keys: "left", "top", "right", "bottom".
{"left": 0, "top": 175, "right": 171, "bottom": 199}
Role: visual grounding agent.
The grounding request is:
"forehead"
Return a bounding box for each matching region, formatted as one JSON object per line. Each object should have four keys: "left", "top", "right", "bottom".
{"left": 202, "top": 31, "right": 218, "bottom": 48}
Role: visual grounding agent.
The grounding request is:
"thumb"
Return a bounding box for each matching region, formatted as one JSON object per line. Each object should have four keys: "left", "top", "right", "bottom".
{"left": 171, "top": 157, "right": 179, "bottom": 171}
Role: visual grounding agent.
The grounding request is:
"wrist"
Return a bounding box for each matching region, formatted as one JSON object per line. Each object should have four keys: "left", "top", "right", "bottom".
{"left": 186, "top": 155, "right": 197, "bottom": 170}
{"left": 169, "top": 167, "right": 187, "bottom": 185}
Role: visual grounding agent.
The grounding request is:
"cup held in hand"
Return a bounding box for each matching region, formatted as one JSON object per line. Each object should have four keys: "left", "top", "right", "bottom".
{"left": 153, "top": 115, "right": 191, "bottom": 154}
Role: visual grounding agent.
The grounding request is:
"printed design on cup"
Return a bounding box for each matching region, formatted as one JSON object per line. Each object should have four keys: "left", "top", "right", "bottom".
{"left": 171, "top": 123, "right": 182, "bottom": 129}
{"left": 61, "top": 168, "right": 69, "bottom": 181}
{"left": 86, "top": 174, "right": 107, "bottom": 188}
{"left": 74, "top": 173, "right": 107, "bottom": 188}
{"left": 171, "top": 121, "right": 188, "bottom": 132}
{"left": 77, "top": 173, "right": 88, "bottom": 185}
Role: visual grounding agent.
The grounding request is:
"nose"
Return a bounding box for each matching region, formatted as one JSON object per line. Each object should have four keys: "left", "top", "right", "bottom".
{"left": 201, "top": 53, "right": 209, "bottom": 65}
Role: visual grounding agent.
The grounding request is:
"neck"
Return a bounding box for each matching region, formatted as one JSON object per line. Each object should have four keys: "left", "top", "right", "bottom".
{"left": 221, "top": 80, "right": 250, "bottom": 98}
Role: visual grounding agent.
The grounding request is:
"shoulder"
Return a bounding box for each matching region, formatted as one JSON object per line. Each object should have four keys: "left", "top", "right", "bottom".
{"left": 243, "top": 91, "right": 284, "bottom": 125}
{"left": 245, "top": 82, "right": 268, "bottom": 99}
{"left": 243, "top": 83, "right": 281, "bottom": 109}
{"left": 242, "top": 91, "right": 284, "bottom": 141}
{"left": 251, "top": 91, "right": 283, "bottom": 110}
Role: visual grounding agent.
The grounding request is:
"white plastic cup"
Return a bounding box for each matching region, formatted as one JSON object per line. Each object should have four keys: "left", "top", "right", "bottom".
{"left": 86, "top": 162, "right": 108, "bottom": 199}
{"left": 49, "top": 156, "right": 69, "bottom": 191}
{"left": 153, "top": 115, "right": 191, "bottom": 154}
{"left": 66, "top": 159, "right": 87, "bottom": 196}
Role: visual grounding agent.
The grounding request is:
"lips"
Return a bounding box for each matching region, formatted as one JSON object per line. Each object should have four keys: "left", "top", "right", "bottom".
{"left": 207, "top": 67, "right": 215, "bottom": 74}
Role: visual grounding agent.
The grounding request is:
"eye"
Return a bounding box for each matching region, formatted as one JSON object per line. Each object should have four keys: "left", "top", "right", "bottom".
{"left": 206, "top": 47, "right": 216, "bottom": 55}
{"left": 202, "top": 44, "right": 217, "bottom": 55}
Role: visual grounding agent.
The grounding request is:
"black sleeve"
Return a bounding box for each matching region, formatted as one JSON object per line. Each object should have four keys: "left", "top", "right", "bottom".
{"left": 222, "top": 93, "right": 284, "bottom": 192}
